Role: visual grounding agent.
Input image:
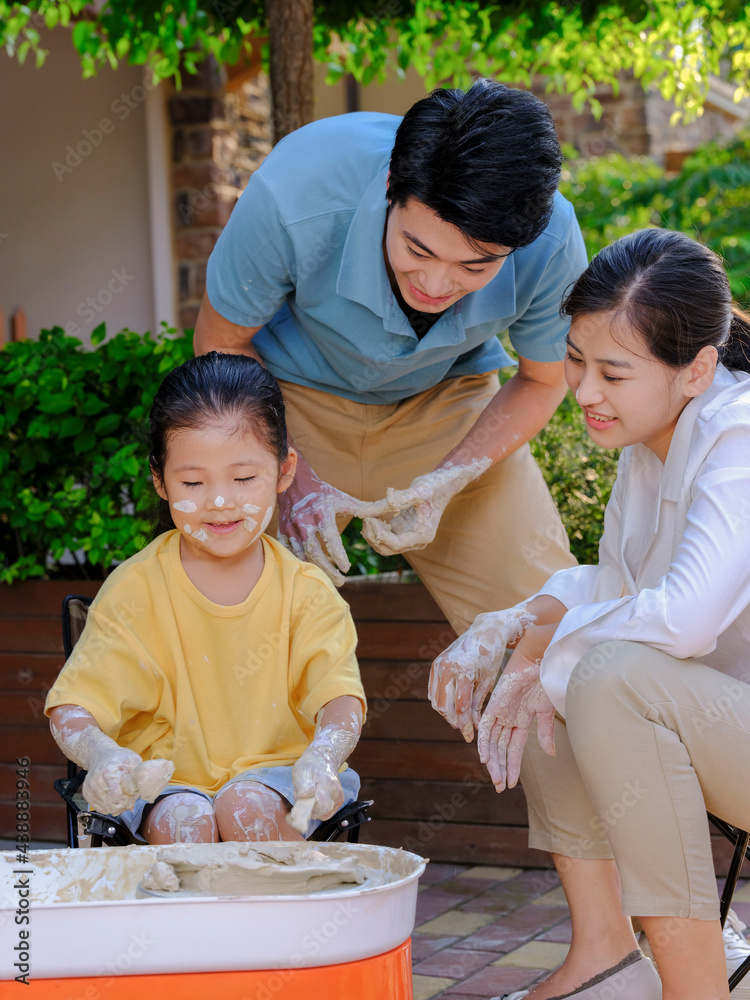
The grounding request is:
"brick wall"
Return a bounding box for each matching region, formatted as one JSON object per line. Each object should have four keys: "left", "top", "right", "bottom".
{"left": 169, "top": 61, "right": 272, "bottom": 331}
{"left": 541, "top": 75, "right": 650, "bottom": 158}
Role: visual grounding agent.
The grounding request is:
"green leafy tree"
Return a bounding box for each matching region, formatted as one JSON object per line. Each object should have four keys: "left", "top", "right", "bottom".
{"left": 2, "top": 0, "right": 749, "bottom": 142}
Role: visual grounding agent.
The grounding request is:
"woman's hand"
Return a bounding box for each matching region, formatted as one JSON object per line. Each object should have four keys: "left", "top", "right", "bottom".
{"left": 429, "top": 606, "right": 538, "bottom": 742}
{"left": 277, "top": 459, "right": 392, "bottom": 585}
{"left": 477, "top": 624, "right": 557, "bottom": 791}
{"left": 361, "top": 459, "right": 491, "bottom": 555}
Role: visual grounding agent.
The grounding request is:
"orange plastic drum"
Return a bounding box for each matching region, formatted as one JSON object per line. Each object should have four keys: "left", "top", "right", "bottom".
{"left": 16, "top": 940, "right": 413, "bottom": 999}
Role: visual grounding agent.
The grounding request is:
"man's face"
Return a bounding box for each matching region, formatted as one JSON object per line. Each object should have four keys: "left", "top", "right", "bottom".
{"left": 383, "top": 197, "right": 510, "bottom": 313}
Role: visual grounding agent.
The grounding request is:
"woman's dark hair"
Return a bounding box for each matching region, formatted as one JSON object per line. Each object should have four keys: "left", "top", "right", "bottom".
{"left": 387, "top": 78, "right": 562, "bottom": 251}
{"left": 562, "top": 228, "right": 750, "bottom": 374}
{"left": 149, "top": 352, "right": 288, "bottom": 536}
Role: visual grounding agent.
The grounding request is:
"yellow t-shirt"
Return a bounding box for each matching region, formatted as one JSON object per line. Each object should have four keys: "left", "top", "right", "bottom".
{"left": 45, "top": 532, "right": 366, "bottom": 795}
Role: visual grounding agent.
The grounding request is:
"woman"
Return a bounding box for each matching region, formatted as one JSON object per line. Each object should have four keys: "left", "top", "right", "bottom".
{"left": 430, "top": 229, "right": 750, "bottom": 1000}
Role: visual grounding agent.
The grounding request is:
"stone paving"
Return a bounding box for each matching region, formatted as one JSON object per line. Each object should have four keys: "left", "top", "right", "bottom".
{"left": 410, "top": 861, "right": 750, "bottom": 1000}
{"left": 410, "top": 862, "right": 571, "bottom": 999}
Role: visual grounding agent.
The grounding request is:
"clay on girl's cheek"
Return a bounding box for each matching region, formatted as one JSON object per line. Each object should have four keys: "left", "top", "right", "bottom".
{"left": 215, "top": 496, "right": 225, "bottom": 507}
{"left": 173, "top": 500, "right": 197, "bottom": 513}
{"left": 183, "top": 524, "right": 192, "bottom": 534}
{"left": 192, "top": 528, "right": 209, "bottom": 543}
{"left": 242, "top": 504, "right": 270, "bottom": 535}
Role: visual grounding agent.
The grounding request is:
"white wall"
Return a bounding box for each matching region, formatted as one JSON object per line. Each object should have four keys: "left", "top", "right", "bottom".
{"left": 0, "top": 29, "right": 174, "bottom": 344}
{"left": 313, "top": 62, "right": 427, "bottom": 121}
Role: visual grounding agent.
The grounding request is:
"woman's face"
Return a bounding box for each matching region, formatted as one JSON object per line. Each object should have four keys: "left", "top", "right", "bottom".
{"left": 564, "top": 311, "right": 714, "bottom": 463}
{"left": 153, "top": 419, "right": 296, "bottom": 561}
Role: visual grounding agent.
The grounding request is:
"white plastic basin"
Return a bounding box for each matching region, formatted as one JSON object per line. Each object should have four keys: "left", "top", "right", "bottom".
{"left": 0, "top": 841, "right": 426, "bottom": 980}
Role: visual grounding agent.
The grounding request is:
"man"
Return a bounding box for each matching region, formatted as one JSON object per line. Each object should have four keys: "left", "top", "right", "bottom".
{"left": 194, "top": 78, "right": 584, "bottom": 635}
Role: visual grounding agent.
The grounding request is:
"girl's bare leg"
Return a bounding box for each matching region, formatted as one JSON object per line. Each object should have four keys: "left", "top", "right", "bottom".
{"left": 140, "top": 791, "right": 218, "bottom": 844}
{"left": 213, "top": 781, "right": 305, "bottom": 842}
{"left": 640, "top": 916, "right": 729, "bottom": 1000}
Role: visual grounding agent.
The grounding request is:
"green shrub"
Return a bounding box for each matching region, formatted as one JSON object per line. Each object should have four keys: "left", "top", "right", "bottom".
{"left": 1, "top": 324, "right": 613, "bottom": 581}
{"left": 560, "top": 129, "right": 750, "bottom": 309}
{"left": 1, "top": 324, "right": 192, "bottom": 582}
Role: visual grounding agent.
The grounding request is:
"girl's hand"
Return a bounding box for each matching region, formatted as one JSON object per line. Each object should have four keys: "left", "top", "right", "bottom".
{"left": 429, "top": 606, "right": 538, "bottom": 742}
{"left": 287, "top": 696, "right": 362, "bottom": 833}
{"left": 361, "top": 458, "right": 491, "bottom": 556}
{"left": 83, "top": 744, "right": 144, "bottom": 815}
{"left": 290, "top": 743, "right": 346, "bottom": 828}
{"left": 477, "top": 625, "right": 557, "bottom": 792}
{"left": 277, "top": 461, "right": 393, "bottom": 585}
{"left": 50, "top": 705, "right": 173, "bottom": 815}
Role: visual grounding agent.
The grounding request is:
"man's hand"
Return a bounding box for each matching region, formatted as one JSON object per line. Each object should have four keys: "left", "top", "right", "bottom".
{"left": 277, "top": 465, "right": 393, "bottom": 585}
{"left": 361, "top": 458, "right": 492, "bottom": 556}
{"left": 429, "top": 606, "right": 538, "bottom": 742}
{"left": 477, "top": 625, "right": 557, "bottom": 792}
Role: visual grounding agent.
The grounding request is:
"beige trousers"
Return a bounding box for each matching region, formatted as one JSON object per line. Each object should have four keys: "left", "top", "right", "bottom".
{"left": 521, "top": 640, "right": 750, "bottom": 919}
{"left": 278, "top": 373, "right": 576, "bottom": 634}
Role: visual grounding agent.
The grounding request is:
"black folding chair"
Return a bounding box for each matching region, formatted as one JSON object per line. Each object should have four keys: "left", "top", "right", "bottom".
{"left": 708, "top": 813, "right": 750, "bottom": 992}
{"left": 55, "top": 594, "right": 372, "bottom": 848}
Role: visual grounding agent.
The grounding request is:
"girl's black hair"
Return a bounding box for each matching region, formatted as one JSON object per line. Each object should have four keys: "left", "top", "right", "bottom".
{"left": 149, "top": 352, "right": 288, "bottom": 537}
{"left": 562, "top": 229, "right": 750, "bottom": 373}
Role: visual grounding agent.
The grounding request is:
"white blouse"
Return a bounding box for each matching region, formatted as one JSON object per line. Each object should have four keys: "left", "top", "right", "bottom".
{"left": 538, "top": 364, "right": 750, "bottom": 718}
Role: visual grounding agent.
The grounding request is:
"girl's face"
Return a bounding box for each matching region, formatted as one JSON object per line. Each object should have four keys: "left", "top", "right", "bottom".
{"left": 564, "top": 311, "right": 716, "bottom": 462}
{"left": 153, "top": 419, "right": 296, "bottom": 561}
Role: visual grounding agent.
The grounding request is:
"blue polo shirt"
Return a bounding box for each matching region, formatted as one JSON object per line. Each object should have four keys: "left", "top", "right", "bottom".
{"left": 206, "top": 112, "right": 587, "bottom": 405}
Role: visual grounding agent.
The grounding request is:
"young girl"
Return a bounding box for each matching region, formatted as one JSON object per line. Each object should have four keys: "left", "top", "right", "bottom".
{"left": 431, "top": 229, "right": 750, "bottom": 1000}
{"left": 46, "top": 352, "right": 366, "bottom": 845}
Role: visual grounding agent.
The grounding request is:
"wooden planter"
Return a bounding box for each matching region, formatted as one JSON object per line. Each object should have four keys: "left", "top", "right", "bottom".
{"left": 0, "top": 579, "right": 737, "bottom": 871}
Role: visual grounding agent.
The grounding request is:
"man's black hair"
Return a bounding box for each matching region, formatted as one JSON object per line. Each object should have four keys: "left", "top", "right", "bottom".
{"left": 387, "top": 78, "right": 562, "bottom": 251}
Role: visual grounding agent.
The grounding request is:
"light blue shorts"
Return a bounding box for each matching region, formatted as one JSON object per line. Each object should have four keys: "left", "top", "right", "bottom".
{"left": 115, "top": 765, "right": 361, "bottom": 842}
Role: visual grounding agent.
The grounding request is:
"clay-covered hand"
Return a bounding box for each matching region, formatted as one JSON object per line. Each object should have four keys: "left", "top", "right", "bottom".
{"left": 82, "top": 736, "right": 146, "bottom": 815}
{"left": 477, "top": 640, "right": 556, "bottom": 792}
{"left": 50, "top": 705, "right": 174, "bottom": 815}
{"left": 361, "top": 458, "right": 492, "bottom": 556}
{"left": 289, "top": 723, "right": 360, "bottom": 831}
{"left": 81, "top": 733, "right": 175, "bottom": 815}
{"left": 429, "top": 606, "right": 537, "bottom": 743}
{"left": 277, "top": 468, "right": 393, "bottom": 586}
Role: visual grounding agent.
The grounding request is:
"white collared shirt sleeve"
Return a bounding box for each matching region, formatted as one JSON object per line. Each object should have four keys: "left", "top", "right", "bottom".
{"left": 540, "top": 415, "right": 750, "bottom": 717}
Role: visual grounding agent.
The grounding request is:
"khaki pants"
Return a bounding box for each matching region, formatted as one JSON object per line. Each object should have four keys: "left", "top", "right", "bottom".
{"left": 278, "top": 373, "right": 576, "bottom": 634}
{"left": 521, "top": 640, "right": 750, "bottom": 919}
